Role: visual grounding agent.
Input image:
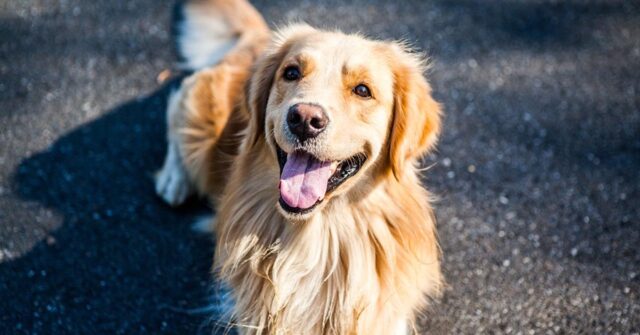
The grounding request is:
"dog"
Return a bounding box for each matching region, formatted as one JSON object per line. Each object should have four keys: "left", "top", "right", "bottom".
{"left": 155, "top": 0, "right": 444, "bottom": 334}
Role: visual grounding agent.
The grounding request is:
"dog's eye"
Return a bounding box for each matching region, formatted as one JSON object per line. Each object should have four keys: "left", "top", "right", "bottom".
{"left": 353, "top": 84, "right": 371, "bottom": 98}
{"left": 283, "top": 66, "right": 302, "bottom": 81}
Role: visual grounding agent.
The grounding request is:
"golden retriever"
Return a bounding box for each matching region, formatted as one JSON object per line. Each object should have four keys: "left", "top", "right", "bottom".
{"left": 155, "top": 0, "right": 443, "bottom": 334}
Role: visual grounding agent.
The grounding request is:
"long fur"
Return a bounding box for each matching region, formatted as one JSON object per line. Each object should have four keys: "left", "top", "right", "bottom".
{"left": 215, "top": 143, "right": 442, "bottom": 334}
{"left": 175, "top": 0, "right": 269, "bottom": 70}
{"left": 160, "top": 1, "right": 444, "bottom": 334}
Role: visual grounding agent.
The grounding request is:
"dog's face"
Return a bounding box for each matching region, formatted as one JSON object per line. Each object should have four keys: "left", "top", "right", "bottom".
{"left": 247, "top": 26, "right": 441, "bottom": 220}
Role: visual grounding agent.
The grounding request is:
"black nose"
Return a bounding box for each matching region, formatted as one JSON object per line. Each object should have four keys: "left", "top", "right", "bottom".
{"left": 286, "top": 103, "right": 328, "bottom": 142}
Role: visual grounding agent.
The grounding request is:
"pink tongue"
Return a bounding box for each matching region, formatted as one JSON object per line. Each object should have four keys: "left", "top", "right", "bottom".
{"left": 279, "top": 151, "right": 333, "bottom": 209}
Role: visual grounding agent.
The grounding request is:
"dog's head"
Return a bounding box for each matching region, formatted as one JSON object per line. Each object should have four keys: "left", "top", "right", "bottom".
{"left": 247, "top": 25, "right": 441, "bottom": 220}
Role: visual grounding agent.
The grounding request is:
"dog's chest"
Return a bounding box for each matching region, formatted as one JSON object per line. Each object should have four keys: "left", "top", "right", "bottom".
{"left": 258, "top": 213, "right": 392, "bottom": 331}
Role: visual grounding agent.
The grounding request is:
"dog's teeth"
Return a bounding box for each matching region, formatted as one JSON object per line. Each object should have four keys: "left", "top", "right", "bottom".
{"left": 330, "top": 161, "right": 339, "bottom": 174}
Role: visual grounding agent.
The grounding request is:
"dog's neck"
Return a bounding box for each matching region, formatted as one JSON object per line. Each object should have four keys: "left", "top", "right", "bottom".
{"left": 215, "top": 142, "right": 441, "bottom": 334}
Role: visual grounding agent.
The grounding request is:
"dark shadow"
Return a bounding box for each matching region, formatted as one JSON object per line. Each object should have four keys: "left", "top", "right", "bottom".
{"left": 0, "top": 78, "right": 222, "bottom": 334}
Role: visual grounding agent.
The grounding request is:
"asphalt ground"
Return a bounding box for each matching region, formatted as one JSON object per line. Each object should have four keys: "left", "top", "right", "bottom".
{"left": 0, "top": 1, "right": 638, "bottom": 334}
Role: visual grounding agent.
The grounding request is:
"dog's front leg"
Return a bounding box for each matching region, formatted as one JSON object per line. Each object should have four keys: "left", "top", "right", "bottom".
{"left": 155, "top": 87, "right": 195, "bottom": 206}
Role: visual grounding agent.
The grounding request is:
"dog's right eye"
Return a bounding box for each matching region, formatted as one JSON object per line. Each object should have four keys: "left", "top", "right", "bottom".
{"left": 283, "top": 66, "right": 302, "bottom": 81}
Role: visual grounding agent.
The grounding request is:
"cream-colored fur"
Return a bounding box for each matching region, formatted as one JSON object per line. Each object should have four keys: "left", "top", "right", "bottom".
{"left": 155, "top": 1, "right": 444, "bottom": 334}
{"left": 155, "top": 88, "right": 195, "bottom": 206}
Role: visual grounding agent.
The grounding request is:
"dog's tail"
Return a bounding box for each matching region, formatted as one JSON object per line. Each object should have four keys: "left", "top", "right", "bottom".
{"left": 173, "top": 0, "right": 270, "bottom": 71}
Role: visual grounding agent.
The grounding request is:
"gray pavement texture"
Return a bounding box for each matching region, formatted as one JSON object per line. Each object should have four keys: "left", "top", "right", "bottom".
{"left": 1, "top": 0, "right": 639, "bottom": 334}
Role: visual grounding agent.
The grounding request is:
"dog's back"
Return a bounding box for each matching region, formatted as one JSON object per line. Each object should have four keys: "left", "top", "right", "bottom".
{"left": 155, "top": 0, "right": 270, "bottom": 206}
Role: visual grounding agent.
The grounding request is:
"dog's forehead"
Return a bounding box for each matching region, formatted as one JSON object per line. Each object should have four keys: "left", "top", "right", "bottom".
{"left": 291, "top": 33, "right": 363, "bottom": 58}
{"left": 289, "top": 33, "right": 392, "bottom": 79}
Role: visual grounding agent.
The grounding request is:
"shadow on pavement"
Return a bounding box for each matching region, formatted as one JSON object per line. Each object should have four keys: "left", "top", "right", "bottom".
{"left": 1, "top": 79, "right": 221, "bottom": 334}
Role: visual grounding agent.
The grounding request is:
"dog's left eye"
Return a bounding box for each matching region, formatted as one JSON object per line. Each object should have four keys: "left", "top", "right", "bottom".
{"left": 353, "top": 84, "right": 371, "bottom": 98}
{"left": 283, "top": 66, "right": 302, "bottom": 81}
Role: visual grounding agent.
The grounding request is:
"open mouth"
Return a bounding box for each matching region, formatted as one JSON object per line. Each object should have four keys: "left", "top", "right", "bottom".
{"left": 276, "top": 146, "right": 366, "bottom": 214}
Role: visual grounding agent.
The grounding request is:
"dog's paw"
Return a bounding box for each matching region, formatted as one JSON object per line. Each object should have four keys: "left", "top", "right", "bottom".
{"left": 155, "top": 145, "right": 194, "bottom": 206}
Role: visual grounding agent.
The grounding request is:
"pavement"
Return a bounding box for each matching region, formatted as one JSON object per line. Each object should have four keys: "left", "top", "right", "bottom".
{"left": 0, "top": 0, "right": 638, "bottom": 334}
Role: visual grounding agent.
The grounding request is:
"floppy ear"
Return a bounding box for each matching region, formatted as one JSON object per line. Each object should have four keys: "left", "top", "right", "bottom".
{"left": 387, "top": 43, "right": 442, "bottom": 179}
{"left": 246, "top": 24, "right": 316, "bottom": 146}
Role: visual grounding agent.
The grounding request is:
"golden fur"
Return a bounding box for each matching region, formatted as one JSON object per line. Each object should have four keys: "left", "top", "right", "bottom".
{"left": 158, "top": 1, "right": 444, "bottom": 334}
